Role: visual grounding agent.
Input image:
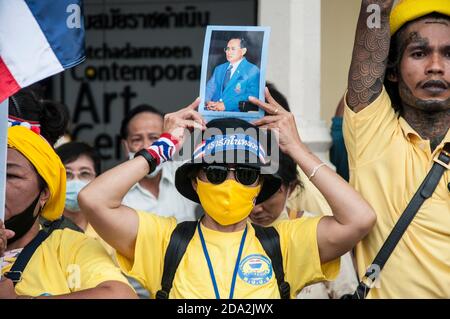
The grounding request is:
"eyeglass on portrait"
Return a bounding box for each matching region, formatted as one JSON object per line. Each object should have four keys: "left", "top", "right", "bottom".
{"left": 224, "top": 46, "right": 242, "bottom": 52}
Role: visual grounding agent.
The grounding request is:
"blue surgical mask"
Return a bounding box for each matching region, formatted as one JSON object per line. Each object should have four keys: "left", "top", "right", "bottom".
{"left": 65, "top": 179, "right": 89, "bottom": 212}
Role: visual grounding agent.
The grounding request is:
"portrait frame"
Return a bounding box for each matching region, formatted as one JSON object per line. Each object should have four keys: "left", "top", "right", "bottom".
{"left": 199, "top": 25, "right": 271, "bottom": 123}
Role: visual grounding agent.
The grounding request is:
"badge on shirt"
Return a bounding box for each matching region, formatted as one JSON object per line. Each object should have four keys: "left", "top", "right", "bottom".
{"left": 234, "top": 82, "right": 242, "bottom": 94}
{"left": 238, "top": 254, "right": 273, "bottom": 285}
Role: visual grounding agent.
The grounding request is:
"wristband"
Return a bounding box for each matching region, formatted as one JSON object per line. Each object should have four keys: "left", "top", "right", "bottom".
{"left": 134, "top": 148, "right": 157, "bottom": 174}
{"left": 135, "top": 133, "right": 179, "bottom": 173}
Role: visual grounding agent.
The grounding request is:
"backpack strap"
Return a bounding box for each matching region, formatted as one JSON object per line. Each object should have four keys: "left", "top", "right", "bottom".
{"left": 41, "top": 215, "right": 83, "bottom": 233}
{"left": 252, "top": 224, "right": 290, "bottom": 299}
{"left": 156, "top": 221, "right": 197, "bottom": 299}
{"left": 347, "top": 144, "right": 450, "bottom": 299}
{"left": 4, "top": 217, "right": 65, "bottom": 286}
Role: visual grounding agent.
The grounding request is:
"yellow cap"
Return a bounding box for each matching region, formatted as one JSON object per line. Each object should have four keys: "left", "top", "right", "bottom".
{"left": 390, "top": 0, "right": 450, "bottom": 35}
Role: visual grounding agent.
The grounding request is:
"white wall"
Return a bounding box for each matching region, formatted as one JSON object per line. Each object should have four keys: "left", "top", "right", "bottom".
{"left": 259, "top": 0, "right": 332, "bottom": 162}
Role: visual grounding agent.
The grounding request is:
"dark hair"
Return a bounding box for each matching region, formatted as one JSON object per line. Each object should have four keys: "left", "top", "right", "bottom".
{"left": 385, "top": 12, "right": 450, "bottom": 112}
{"left": 56, "top": 142, "right": 101, "bottom": 175}
{"left": 9, "top": 86, "right": 69, "bottom": 145}
{"left": 228, "top": 37, "right": 247, "bottom": 49}
{"left": 120, "top": 104, "right": 164, "bottom": 139}
{"left": 277, "top": 150, "right": 302, "bottom": 190}
{"left": 264, "top": 83, "right": 302, "bottom": 190}
{"left": 266, "top": 82, "right": 291, "bottom": 112}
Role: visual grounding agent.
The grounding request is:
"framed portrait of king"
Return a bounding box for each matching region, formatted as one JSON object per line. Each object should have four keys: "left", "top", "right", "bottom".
{"left": 199, "top": 26, "right": 270, "bottom": 123}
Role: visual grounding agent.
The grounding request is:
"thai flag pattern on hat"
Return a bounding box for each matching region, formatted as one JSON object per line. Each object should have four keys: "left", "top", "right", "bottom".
{"left": 193, "top": 134, "right": 267, "bottom": 164}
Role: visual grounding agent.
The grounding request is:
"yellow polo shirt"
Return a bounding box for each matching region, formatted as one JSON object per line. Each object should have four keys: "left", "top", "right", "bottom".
{"left": 117, "top": 211, "right": 340, "bottom": 299}
{"left": 1, "top": 228, "right": 130, "bottom": 297}
{"left": 343, "top": 87, "right": 450, "bottom": 298}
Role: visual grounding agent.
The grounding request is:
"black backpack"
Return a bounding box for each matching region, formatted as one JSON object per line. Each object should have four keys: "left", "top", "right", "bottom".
{"left": 155, "top": 221, "right": 290, "bottom": 299}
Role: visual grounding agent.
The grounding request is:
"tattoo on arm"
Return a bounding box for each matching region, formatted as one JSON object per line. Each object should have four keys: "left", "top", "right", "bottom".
{"left": 347, "top": 0, "right": 395, "bottom": 112}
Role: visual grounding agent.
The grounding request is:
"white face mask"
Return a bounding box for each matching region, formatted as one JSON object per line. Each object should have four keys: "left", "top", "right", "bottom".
{"left": 65, "top": 179, "right": 89, "bottom": 212}
{"left": 128, "top": 152, "right": 163, "bottom": 178}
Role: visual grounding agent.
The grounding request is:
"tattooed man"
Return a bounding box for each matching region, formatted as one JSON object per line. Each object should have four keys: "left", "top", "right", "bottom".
{"left": 343, "top": 0, "right": 450, "bottom": 298}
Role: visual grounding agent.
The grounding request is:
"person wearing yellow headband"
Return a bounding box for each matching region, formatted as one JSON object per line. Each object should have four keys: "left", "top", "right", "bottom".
{"left": 80, "top": 94, "right": 376, "bottom": 299}
{"left": 344, "top": 0, "right": 449, "bottom": 298}
{"left": 0, "top": 88, "right": 136, "bottom": 299}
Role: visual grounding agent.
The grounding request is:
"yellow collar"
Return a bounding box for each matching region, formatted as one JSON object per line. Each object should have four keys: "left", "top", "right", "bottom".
{"left": 399, "top": 116, "right": 450, "bottom": 152}
{"left": 398, "top": 116, "right": 422, "bottom": 142}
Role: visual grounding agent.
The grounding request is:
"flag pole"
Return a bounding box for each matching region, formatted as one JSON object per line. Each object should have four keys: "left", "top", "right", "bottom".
{"left": 0, "top": 0, "right": 85, "bottom": 280}
{"left": 0, "top": 99, "right": 8, "bottom": 279}
{"left": 0, "top": 99, "right": 7, "bottom": 222}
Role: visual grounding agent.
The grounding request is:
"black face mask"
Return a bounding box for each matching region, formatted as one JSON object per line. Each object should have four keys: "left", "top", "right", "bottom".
{"left": 4, "top": 194, "right": 41, "bottom": 245}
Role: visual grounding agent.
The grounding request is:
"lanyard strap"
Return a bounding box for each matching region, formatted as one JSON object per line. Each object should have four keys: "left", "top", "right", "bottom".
{"left": 197, "top": 221, "right": 247, "bottom": 299}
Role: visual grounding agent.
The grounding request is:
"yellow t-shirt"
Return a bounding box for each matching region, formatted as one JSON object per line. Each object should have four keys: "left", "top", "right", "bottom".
{"left": 117, "top": 211, "right": 340, "bottom": 299}
{"left": 85, "top": 223, "right": 116, "bottom": 259}
{"left": 1, "top": 228, "right": 130, "bottom": 297}
{"left": 343, "top": 87, "right": 450, "bottom": 298}
{"left": 272, "top": 210, "right": 358, "bottom": 299}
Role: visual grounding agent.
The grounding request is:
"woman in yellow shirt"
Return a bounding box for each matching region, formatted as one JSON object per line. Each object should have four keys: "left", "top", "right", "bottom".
{"left": 0, "top": 88, "right": 135, "bottom": 299}
{"left": 80, "top": 92, "right": 376, "bottom": 299}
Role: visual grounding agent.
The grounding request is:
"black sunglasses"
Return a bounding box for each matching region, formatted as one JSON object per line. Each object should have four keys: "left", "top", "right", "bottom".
{"left": 201, "top": 165, "right": 260, "bottom": 186}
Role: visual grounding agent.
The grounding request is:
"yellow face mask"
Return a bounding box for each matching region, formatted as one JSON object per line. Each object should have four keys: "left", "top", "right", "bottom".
{"left": 196, "top": 178, "right": 261, "bottom": 226}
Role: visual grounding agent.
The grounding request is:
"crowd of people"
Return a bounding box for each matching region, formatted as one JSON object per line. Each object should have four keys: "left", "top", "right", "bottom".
{"left": 0, "top": 0, "right": 449, "bottom": 299}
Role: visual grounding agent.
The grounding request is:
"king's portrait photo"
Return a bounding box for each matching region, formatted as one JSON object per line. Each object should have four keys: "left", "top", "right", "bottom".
{"left": 204, "top": 36, "right": 261, "bottom": 112}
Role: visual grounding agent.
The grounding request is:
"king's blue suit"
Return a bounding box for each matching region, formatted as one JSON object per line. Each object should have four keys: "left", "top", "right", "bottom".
{"left": 205, "top": 58, "right": 260, "bottom": 112}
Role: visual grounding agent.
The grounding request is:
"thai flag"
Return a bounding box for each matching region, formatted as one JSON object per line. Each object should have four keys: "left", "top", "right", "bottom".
{"left": 0, "top": 0, "right": 85, "bottom": 102}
